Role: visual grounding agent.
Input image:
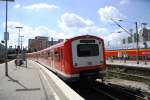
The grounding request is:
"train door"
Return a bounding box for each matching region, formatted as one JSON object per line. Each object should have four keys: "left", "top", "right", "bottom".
{"left": 50, "top": 49, "right": 54, "bottom": 69}
{"left": 60, "top": 48, "right": 65, "bottom": 72}
{"left": 54, "top": 48, "right": 61, "bottom": 71}
{"left": 47, "top": 51, "right": 51, "bottom": 65}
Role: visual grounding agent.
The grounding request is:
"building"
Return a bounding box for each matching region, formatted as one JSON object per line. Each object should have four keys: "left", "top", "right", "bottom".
{"left": 107, "top": 28, "right": 150, "bottom": 50}
{"left": 35, "top": 36, "right": 48, "bottom": 49}
{"left": 139, "top": 28, "right": 150, "bottom": 42}
{"left": 121, "top": 28, "right": 150, "bottom": 44}
{"left": 28, "top": 36, "right": 60, "bottom": 52}
{"left": 28, "top": 39, "right": 42, "bottom": 52}
{"left": 47, "top": 41, "right": 58, "bottom": 46}
{"left": 58, "top": 39, "right": 64, "bottom": 43}
{"left": 0, "top": 43, "right": 5, "bottom": 63}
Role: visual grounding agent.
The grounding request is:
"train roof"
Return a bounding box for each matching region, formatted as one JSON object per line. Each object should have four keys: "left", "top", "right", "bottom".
{"left": 67, "top": 35, "right": 104, "bottom": 42}
{"left": 49, "top": 35, "right": 104, "bottom": 49}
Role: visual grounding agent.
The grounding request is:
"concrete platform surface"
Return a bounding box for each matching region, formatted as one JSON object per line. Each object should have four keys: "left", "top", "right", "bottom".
{"left": 0, "top": 60, "right": 62, "bottom": 100}
{"left": 107, "top": 60, "right": 150, "bottom": 69}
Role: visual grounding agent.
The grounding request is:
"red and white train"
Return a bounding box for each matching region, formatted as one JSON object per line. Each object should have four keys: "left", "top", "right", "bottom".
{"left": 27, "top": 35, "right": 106, "bottom": 82}
{"left": 105, "top": 48, "right": 150, "bottom": 61}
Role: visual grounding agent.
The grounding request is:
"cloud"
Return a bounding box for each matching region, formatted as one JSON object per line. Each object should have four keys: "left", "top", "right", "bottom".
{"left": 3, "top": 21, "right": 68, "bottom": 48}
{"left": 98, "top": 6, "right": 123, "bottom": 22}
{"left": 120, "top": 0, "right": 129, "bottom": 5}
{"left": 79, "top": 26, "right": 107, "bottom": 36}
{"left": 4, "top": 21, "right": 127, "bottom": 49}
{"left": 4, "top": 21, "right": 39, "bottom": 48}
{"left": 5, "top": 13, "right": 127, "bottom": 49}
{"left": 58, "top": 13, "right": 94, "bottom": 32}
{"left": 14, "top": 4, "right": 21, "bottom": 9}
{"left": 23, "top": 3, "right": 59, "bottom": 11}
{"left": 5, "top": 20, "right": 103, "bottom": 48}
{"left": 58, "top": 12, "right": 108, "bottom": 38}
{"left": 103, "top": 29, "right": 129, "bottom": 48}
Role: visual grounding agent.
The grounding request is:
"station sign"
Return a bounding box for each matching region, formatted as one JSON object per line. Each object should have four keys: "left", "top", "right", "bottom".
{"left": 4, "top": 32, "right": 9, "bottom": 41}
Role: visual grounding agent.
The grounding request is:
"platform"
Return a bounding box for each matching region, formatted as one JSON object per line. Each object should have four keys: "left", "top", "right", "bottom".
{"left": 0, "top": 60, "right": 84, "bottom": 100}
{"left": 0, "top": 60, "right": 56, "bottom": 100}
{"left": 107, "top": 60, "right": 150, "bottom": 69}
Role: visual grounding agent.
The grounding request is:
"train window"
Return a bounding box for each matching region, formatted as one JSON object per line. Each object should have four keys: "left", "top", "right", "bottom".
{"left": 54, "top": 51, "right": 59, "bottom": 61}
{"left": 80, "top": 40, "right": 95, "bottom": 43}
{"left": 139, "top": 56, "right": 142, "bottom": 60}
{"left": 77, "top": 44, "right": 99, "bottom": 57}
{"left": 50, "top": 51, "right": 53, "bottom": 60}
{"left": 61, "top": 49, "right": 64, "bottom": 59}
{"left": 48, "top": 52, "right": 50, "bottom": 57}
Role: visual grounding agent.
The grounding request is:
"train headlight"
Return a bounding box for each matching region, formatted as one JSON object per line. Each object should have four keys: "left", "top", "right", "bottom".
{"left": 74, "top": 63, "right": 78, "bottom": 66}
{"left": 100, "top": 61, "right": 103, "bottom": 64}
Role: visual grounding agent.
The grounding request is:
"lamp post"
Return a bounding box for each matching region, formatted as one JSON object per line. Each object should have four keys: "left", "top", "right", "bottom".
{"left": 15, "top": 27, "right": 23, "bottom": 66}
{"left": 0, "top": 0, "right": 14, "bottom": 76}
{"left": 16, "top": 27, "right": 23, "bottom": 49}
{"left": 20, "top": 36, "right": 24, "bottom": 50}
{"left": 20, "top": 36, "right": 24, "bottom": 62}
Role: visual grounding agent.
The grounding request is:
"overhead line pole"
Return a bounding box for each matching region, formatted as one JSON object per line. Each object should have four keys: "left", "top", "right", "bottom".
{"left": 5, "top": 0, "right": 8, "bottom": 76}
{"left": 135, "top": 22, "right": 139, "bottom": 64}
{"left": 141, "top": 23, "right": 148, "bottom": 65}
{"left": 20, "top": 36, "right": 24, "bottom": 50}
{"left": 16, "top": 26, "right": 23, "bottom": 49}
{"left": 111, "top": 18, "right": 140, "bottom": 64}
{"left": 0, "top": 0, "right": 15, "bottom": 76}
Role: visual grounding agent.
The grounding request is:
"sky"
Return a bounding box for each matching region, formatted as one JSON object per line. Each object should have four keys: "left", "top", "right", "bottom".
{"left": 0, "top": 0, "right": 150, "bottom": 48}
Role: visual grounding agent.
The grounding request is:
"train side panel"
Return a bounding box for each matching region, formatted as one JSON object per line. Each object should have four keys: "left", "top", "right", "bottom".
{"left": 105, "top": 48, "right": 150, "bottom": 61}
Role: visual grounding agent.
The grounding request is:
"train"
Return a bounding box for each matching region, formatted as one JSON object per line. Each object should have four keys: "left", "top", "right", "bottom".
{"left": 27, "top": 35, "right": 106, "bottom": 82}
{"left": 105, "top": 48, "right": 150, "bottom": 61}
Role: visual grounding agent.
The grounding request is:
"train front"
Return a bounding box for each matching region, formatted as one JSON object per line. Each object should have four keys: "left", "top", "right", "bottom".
{"left": 64, "top": 35, "right": 106, "bottom": 81}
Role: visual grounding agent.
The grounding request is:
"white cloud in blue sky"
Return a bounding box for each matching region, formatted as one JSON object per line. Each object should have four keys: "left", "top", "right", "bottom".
{"left": 0, "top": 0, "right": 150, "bottom": 48}
{"left": 58, "top": 12, "right": 107, "bottom": 37}
{"left": 23, "top": 3, "right": 59, "bottom": 11}
{"left": 120, "top": 0, "right": 129, "bottom": 5}
{"left": 14, "top": 4, "right": 21, "bottom": 9}
{"left": 13, "top": 3, "right": 59, "bottom": 12}
{"left": 58, "top": 13, "right": 94, "bottom": 31}
{"left": 3, "top": 21, "right": 67, "bottom": 47}
{"left": 98, "top": 6, "right": 123, "bottom": 23}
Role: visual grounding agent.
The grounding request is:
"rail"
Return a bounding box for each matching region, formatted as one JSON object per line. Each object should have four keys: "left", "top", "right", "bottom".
{"left": 91, "top": 81, "right": 147, "bottom": 100}
{"left": 106, "top": 62, "right": 150, "bottom": 83}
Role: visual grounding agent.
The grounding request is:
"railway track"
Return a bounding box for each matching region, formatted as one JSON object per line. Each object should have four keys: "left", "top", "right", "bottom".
{"left": 107, "top": 63, "right": 150, "bottom": 84}
{"left": 68, "top": 79, "right": 148, "bottom": 100}
{"left": 93, "top": 80, "right": 147, "bottom": 100}
{"left": 107, "top": 70, "right": 150, "bottom": 83}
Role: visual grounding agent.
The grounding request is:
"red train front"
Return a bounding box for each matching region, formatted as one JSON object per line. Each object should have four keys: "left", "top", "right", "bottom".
{"left": 27, "top": 35, "right": 106, "bottom": 82}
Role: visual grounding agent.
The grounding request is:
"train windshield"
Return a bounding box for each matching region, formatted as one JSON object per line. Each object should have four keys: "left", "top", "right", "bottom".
{"left": 77, "top": 44, "right": 99, "bottom": 57}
